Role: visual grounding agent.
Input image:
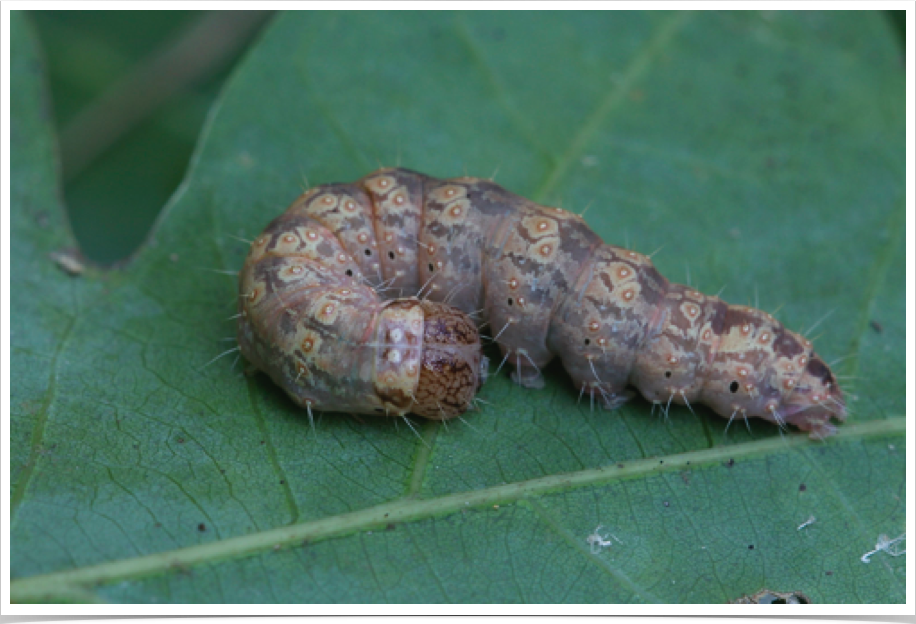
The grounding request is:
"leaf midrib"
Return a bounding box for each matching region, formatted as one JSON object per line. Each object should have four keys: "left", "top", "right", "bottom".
{"left": 9, "top": 417, "right": 904, "bottom": 602}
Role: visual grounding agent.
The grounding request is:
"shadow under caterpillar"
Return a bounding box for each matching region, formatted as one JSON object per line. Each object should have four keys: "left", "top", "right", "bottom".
{"left": 237, "top": 168, "right": 845, "bottom": 439}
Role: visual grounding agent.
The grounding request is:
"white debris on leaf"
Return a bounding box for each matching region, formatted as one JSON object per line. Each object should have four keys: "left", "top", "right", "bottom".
{"left": 860, "top": 532, "right": 906, "bottom": 563}
{"left": 797, "top": 515, "right": 816, "bottom": 531}
{"left": 586, "top": 525, "right": 622, "bottom": 554}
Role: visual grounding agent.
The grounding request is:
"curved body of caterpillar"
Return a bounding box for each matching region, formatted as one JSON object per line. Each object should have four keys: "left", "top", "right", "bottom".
{"left": 238, "top": 168, "right": 845, "bottom": 438}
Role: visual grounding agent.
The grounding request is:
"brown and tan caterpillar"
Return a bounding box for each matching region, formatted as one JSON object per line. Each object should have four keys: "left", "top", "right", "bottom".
{"left": 237, "top": 168, "right": 846, "bottom": 439}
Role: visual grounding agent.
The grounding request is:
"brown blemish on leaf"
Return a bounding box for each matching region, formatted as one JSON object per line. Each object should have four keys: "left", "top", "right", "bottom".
{"left": 732, "top": 589, "right": 812, "bottom": 604}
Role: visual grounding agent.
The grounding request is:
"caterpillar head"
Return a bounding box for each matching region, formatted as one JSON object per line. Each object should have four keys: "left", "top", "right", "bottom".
{"left": 779, "top": 355, "right": 846, "bottom": 440}
{"left": 412, "top": 300, "right": 487, "bottom": 420}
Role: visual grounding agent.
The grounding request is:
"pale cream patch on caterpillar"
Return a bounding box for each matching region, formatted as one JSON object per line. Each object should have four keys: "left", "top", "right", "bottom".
{"left": 237, "top": 168, "right": 846, "bottom": 439}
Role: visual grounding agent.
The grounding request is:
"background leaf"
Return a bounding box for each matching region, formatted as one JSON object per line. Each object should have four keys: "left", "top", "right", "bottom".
{"left": 10, "top": 10, "right": 906, "bottom": 604}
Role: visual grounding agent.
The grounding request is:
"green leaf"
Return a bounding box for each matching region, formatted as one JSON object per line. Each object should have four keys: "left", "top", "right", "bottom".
{"left": 10, "top": 11, "right": 905, "bottom": 604}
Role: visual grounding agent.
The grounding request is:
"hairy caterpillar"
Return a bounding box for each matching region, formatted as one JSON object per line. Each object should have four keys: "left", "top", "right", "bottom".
{"left": 237, "top": 168, "right": 845, "bottom": 439}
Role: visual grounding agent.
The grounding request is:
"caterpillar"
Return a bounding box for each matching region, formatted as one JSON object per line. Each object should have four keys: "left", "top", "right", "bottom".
{"left": 237, "top": 168, "right": 845, "bottom": 439}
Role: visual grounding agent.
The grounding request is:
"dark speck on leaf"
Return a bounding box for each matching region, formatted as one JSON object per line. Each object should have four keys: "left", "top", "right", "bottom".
{"left": 799, "top": 483, "right": 807, "bottom": 492}
{"left": 663, "top": 501, "right": 670, "bottom": 508}
{"left": 176, "top": 437, "right": 185, "bottom": 444}
{"left": 748, "top": 545, "right": 755, "bottom": 550}
{"left": 725, "top": 458, "right": 735, "bottom": 468}
{"left": 198, "top": 523, "right": 206, "bottom": 532}
{"left": 279, "top": 480, "right": 285, "bottom": 485}
{"left": 386, "top": 523, "right": 396, "bottom": 531}
{"left": 869, "top": 320, "right": 883, "bottom": 333}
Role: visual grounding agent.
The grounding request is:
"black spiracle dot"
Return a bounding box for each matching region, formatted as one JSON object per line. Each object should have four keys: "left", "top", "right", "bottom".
{"left": 665, "top": 371, "right": 672, "bottom": 378}
{"left": 507, "top": 298, "right": 513, "bottom": 306}
{"left": 428, "top": 263, "right": 435, "bottom": 272}
{"left": 729, "top": 380, "right": 740, "bottom": 393}
{"left": 388, "top": 251, "right": 396, "bottom": 260}
{"left": 345, "top": 269, "right": 353, "bottom": 277}
{"left": 583, "top": 338, "right": 590, "bottom": 345}
{"left": 364, "top": 249, "right": 372, "bottom": 256}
